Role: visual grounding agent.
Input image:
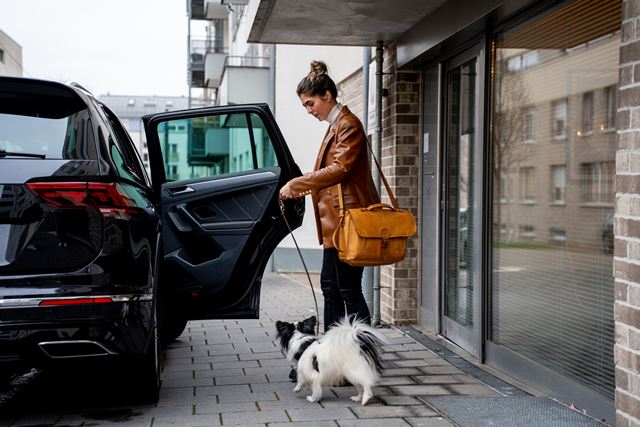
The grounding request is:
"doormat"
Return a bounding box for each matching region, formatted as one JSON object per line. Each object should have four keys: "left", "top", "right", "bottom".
{"left": 421, "top": 396, "right": 607, "bottom": 427}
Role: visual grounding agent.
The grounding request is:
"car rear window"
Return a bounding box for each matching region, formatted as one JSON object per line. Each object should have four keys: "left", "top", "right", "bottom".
{"left": 0, "top": 109, "right": 97, "bottom": 160}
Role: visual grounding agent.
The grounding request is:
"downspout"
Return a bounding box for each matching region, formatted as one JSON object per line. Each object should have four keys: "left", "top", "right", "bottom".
{"left": 362, "top": 47, "right": 373, "bottom": 314}
{"left": 372, "top": 40, "right": 383, "bottom": 326}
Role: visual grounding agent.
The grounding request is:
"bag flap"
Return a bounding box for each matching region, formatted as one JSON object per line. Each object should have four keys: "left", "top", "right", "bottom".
{"left": 346, "top": 207, "right": 417, "bottom": 238}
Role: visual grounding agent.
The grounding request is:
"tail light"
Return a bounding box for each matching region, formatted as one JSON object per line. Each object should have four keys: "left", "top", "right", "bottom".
{"left": 26, "top": 182, "right": 139, "bottom": 219}
{"left": 39, "top": 297, "right": 114, "bottom": 306}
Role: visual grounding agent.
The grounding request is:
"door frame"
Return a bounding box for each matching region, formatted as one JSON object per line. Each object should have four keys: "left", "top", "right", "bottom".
{"left": 438, "top": 40, "right": 486, "bottom": 359}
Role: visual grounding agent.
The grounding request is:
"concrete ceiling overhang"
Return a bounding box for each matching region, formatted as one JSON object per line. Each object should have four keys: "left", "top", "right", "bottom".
{"left": 248, "top": 0, "right": 447, "bottom": 46}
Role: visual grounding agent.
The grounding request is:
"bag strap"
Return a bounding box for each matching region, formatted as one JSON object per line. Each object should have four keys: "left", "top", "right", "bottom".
{"left": 363, "top": 135, "right": 399, "bottom": 209}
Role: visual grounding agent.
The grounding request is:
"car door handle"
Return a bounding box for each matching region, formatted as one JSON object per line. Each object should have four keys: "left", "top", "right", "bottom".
{"left": 169, "top": 186, "right": 195, "bottom": 196}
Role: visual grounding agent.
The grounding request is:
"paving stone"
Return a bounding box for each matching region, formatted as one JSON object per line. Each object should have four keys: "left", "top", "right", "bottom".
{"left": 256, "top": 398, "right": 321, "bottom": 411}
{"left": 378, "top": 376, "right": 418, "bottom": 386}
{"left": 162, "top": 376, "right": 214, "bottom": 388}
{"left": 10, "top": 414, "right": 64, "bottom": 426}
{"left": 151, "top": 414, "right": 222, "bottom": 426}
{"left": 419, "top": 366, "right": 465, "bottom": 375}
{"left": 239, "top": 351, "right": 284, "bottom": 360}
{"left": 214, "top": 373, "right": 268, "bottom": 385}
{"left": 394, "top": 359, "right": 436, "bottom": 368}
{"left": 396, "top": 351, "right": 440, "bottom": 359}
{"left": 215, "top": 391, "right": 279, "bottom": 403}
{"left": 408, "top": 406, "right": 440, "bottom": 417}
{"left": 194, "top": 401, "right": 257, "bottom": 414}
{"left": 287, "top": 406, "right": 357, "bottom": 422}
{"left": 413, "top": 375, "right": 463, "bottom": 385}
{"left": 194, "top": 384, "right": 252, "bottom": 398}
{"left": 391, "top": 385, "right": 452, "bottom": 396}
{"left": 382, "top": 367, "right": 423, "bottom": 376}
{"left": 446, "top": 383, "right": 500, "bottom": 395}
{"left": 270, "top": 422, "right": 337, "bottom": 427}
{"left": 351, "top": 406, "right": 414, "bottom": 418}
{"left": 251, "top": 381, "right": 299, "bottom": 394}
{"left": 164, "top": 363, "right": 212, "bottom": 372}
{"left": 221, "top": 408, "right": 288, "bottom": 425}
{"left": 379, "top": 395, "right": 423, "bottom": 405}
{"left": 195, "top": 368, "right": 245, "bottom": 378}
{"left": 338, "top": 419, "right": 411, "bottom": 427}
{"left": 406, "top": 417, "right": 456, "bottom": 427}
{"left": 257, "top": 358, "right": 291, "bottom": 367}
{"left": 381, "top": 353, "right": 400, "bottom": 360}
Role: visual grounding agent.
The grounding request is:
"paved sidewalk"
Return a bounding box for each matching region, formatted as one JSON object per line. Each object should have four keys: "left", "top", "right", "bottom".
{"left": 1, "top": 273, "right": 608, "bottom": 426}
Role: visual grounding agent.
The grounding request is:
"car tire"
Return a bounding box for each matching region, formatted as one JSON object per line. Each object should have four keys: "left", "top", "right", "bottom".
{"left": 134, "top": 299, "right": 161, "bottom": 404}
{"left": 162, "top": 315, "right": 188, "bottom": 345}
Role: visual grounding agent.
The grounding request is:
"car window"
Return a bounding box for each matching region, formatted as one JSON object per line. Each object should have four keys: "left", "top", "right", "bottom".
{"left": 157, "top": 112, "right": 278, "bottom": 182}
{"left": 0, "top": 109, "right": 98, "bottom": 160}
{"left": 101, "top": 107, "right": 148, "bottom": 186}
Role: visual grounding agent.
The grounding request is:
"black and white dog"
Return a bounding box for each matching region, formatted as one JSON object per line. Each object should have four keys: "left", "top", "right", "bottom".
{"left": 275, "top": 316, "right": 386, "bottom": 405}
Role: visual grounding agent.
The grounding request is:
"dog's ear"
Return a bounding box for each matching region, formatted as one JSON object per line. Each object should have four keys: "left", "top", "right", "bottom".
{"left": 297, "top": 316, "right": 316, "bottom": 335}
{"left": 276, "top": 320, "right": 294, "bottom": 338}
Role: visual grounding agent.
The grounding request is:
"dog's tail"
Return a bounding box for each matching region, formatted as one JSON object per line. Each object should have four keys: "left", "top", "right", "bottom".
{"left": 333, "top": 316, "right": 388, "bottom": 374}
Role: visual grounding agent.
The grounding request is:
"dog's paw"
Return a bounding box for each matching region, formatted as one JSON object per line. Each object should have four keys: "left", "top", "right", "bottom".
{"left": 350, "top": 395, "right": 361, "bottom": 402}
{"left": 293, "top": 385, "right": 302, "bottom": 393}
{"left": 306, "top": 396, "right": 317, "bottom": 402}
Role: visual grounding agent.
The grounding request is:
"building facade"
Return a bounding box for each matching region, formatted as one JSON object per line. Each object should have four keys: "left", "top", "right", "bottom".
{"left": 0, "top": 29, "right": 22, "bottom": 77}
{"left": 248, "top": 0, "right": 636, "bottom": 423}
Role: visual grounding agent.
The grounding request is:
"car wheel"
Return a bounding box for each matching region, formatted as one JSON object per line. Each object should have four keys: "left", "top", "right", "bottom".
{"left": 162, "top": 315, "right": 188, "bottom": 345}
{"left": 134, "top": 301, "right": 161, "bottom": 404}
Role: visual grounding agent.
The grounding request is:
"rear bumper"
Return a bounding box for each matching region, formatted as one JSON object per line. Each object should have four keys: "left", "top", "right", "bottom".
{"left": 0, "top": 296, "right": 153, "bottom": 367}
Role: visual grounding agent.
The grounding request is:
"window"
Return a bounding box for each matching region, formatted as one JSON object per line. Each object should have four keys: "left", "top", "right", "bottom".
{"left": 551, "top": 165, "right": 566, "bottom": 203}
{"left": 604, "top": 85, "right": 616, "bottom": 130}
{"left": 522, "top": 50, "right": 539, "bottom": 68}
{"left": 0, "top": 49, "right": 4, "bottom": 63}
{"left": 581, "top": 91, "right": 593, "bottom": 134}
{"left": 519, "top": 224, "right": 535, "bottom": 238}
{"left": 523, "top": 106, "right": 534, "bottom": 142}
{"left": 550, "top": 228, "right": 566, "bottom": 243}
{"left": 520, "top": 167, "right": 536, "bottom": 203}
{"left": 552, "top": 99, "right": 568, "bottom": 139}
{"left": 581, "top": 161, "right": 615, "bottom": 204}
{"left": 157, "top": 112, "right": 278, "bottom": 182}
{"left": 101, "top": 107, "right": 146, "bottom": 186}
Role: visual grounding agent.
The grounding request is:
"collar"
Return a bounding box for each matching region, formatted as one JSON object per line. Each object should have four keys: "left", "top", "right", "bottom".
{"left": 326, "top": 103, "right": 342, "bottom": 125}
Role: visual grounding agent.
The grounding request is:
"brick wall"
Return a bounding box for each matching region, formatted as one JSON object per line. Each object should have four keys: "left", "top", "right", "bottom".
{"left": 616, "top": 1, "right": 640, "bottom": 425}
{"left": 337, "top": 42, "right": 421, "bottom": 324}
{"left": 379, "top": 42, "right": 420, "bottom": 324}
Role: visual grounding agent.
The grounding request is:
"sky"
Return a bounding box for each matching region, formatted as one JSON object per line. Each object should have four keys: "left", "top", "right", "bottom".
{"left": 0, "top": 0, "right": 202, "bottom": 97}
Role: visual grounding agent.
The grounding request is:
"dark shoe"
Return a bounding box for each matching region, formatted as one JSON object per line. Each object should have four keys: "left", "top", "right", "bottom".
{"left": 289, "top": 368, "right": 297, "bottom": 382}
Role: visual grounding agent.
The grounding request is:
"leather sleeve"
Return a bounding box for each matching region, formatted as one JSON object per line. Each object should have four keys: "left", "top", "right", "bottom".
{"left": 287, "top": 116, "right": 364, "bottom": 197}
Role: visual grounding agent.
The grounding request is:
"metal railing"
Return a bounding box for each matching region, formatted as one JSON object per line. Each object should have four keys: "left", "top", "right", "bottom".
{"left": 223, "top": 56, "right": 270, "bottom": 68}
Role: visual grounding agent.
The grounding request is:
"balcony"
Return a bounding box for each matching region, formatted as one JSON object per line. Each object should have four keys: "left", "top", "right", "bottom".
{"left": 189, "top": 38, "right": 227, "bottom": 88}
{"left": 217, "top": 56, "right": 270, "bottom": 106}
{"left": 189, "top": 0, "right": 206, "bottom": 19}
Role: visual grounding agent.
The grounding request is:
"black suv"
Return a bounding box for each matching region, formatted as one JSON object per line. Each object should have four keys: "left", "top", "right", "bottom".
{"left": 0, "top": 77, "right": 303, "bottom": 401}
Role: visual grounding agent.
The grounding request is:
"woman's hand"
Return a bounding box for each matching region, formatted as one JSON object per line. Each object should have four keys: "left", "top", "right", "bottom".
{"left": 279, "top": 183, "right": 294, "bottom": 199}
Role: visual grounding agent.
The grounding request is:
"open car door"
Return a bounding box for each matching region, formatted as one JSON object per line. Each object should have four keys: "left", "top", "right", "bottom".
{"left": 143, "top": 104, "right": 303, "bottom": 319}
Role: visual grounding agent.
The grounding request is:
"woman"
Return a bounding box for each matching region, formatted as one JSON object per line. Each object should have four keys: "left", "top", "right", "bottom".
{"left": 279, "top": 60, "right": 380, "bottom": 332}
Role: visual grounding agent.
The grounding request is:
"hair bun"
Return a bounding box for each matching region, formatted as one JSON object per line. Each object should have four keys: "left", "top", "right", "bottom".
{"left": 309, "top": 60, "right": 328, "bottom": 81}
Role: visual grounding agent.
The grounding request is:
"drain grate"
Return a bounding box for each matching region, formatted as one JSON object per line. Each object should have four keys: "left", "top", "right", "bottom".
{"left": 421, "top": 396, "right": 607, "bottom": 427}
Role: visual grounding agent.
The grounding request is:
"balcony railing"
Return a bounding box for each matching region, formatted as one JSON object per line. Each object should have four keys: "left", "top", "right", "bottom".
{"left": 223, "top": 56, "right": 270, "bottom": 68}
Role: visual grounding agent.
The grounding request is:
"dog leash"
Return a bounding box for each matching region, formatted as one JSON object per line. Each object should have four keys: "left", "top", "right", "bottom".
{"left": 279, "top": 199, "right": 321, "bottom": 337}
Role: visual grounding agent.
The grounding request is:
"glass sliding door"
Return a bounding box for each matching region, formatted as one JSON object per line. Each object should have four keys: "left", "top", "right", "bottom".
{"left": 441, "top": 44, "right": 485, "bottom": 357}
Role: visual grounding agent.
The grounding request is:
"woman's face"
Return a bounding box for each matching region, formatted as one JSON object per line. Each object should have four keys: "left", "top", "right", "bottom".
{"left": 299, "top": 91, "right": 336, "bottom": 122}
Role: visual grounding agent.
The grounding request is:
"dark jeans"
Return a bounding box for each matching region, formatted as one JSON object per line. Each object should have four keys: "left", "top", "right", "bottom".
{"left": 320, "top": 248, "right": 370, "bottom": 331}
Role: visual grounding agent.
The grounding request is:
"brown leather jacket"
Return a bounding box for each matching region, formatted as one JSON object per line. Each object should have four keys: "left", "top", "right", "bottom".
{"left": 287, "top": 106, "right": 380, "bottom": 248}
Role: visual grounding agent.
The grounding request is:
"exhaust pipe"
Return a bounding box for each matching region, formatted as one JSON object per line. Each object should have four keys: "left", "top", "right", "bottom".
{"left": 38, "top": 340, "right": 117, "bottom": 359}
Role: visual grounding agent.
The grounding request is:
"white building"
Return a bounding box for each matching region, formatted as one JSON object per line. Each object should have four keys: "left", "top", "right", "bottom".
{"left": 0, "top": 29, "right": 23, "bottom": 77}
